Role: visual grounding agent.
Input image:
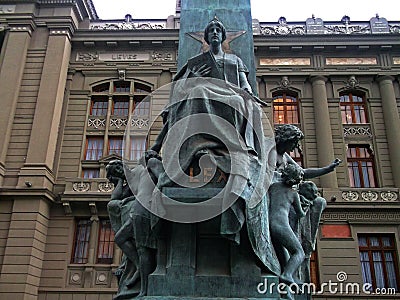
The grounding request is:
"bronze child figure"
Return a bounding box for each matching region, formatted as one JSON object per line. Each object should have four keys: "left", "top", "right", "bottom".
{"left": 269, "top": 164, "right": 306, "bottom": 285}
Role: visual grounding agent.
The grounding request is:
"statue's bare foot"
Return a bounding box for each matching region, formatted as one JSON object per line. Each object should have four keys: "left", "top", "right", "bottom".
{"left": 126, "top": 270, "right": 140, "bottom": 288}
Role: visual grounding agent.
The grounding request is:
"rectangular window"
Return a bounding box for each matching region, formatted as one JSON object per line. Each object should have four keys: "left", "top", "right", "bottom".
{"left": 347, "top": 145, "right": 376, "bottom": 187}
{"left": 273, "top": 93, "right": 299, "bottom": 124}
{"left": 358, "top": 234, "right": 399, "bottom": 292}
{"left": 97, "top": 219, "right": 115, "bottom": 264}
{"left": 90, "top": 97, "right": 108, "bottom": 116}
{"left": 85, "top": 137, "right": 104, "bottom": 160}
{"left": 340, "top": 93, "right": 368, "bottom": 124}
{"left": 133, "top": 96, "right": 150, "bottom": 116}
{"left": 72, "top": 219, "right": 91, "bottom": 264}
{"left": 108, "top": 137, "right": 124, "bottom": 157}
{"left": 82, "top": 168, "right": 100, "bottom": 179}
{"left": 130, "top": 136, "right": 146, "bottom": 161}
{"left": 113, "top": 98, "right": 129, "bottom": 116}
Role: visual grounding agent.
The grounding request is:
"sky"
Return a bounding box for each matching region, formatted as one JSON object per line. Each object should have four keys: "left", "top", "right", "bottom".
{"left": 92, "top": 0, "right": 399, "bottom": 22}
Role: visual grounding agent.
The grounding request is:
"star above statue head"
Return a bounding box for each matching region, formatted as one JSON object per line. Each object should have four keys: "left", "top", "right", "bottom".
{"left": 187, "top": 16, "right": 246, "bottom": 53}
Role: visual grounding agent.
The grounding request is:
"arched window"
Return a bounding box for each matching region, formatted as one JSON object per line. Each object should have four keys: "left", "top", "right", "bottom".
{"left": 272, "top": 92, "right": 300, "bottom": 125}
{"left": 340, "top": 92, "right": 368, "bottom": 124}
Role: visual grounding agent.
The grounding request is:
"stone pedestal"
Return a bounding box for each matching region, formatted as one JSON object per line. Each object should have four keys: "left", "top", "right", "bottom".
{"left": 146, "top": 188, "right": 282, "bottom": 299}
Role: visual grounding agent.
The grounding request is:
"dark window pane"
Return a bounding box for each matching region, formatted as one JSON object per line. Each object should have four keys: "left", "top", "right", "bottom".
{"left": 72, "top": 219, "right": 91, "bottom": 264}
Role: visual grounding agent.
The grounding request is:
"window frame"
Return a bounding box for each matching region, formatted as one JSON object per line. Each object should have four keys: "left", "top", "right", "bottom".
{"left": 358, "top": 234, "right": 400, "bottom": 291}
{"left": 130, "top": 135, "right": 147, "bottom": 161}
{"left": 108, "top": 136, "right": 124, "bottom": 157}
{"left": 84, "top": 137, "right": 104, "bottom": 161}
{"left": 346, "top": 145, "right": 377, "bottom": 188}
{"left": 90, "top": 96, "right": 109, "bottom": 116}
{"left": 272, "top": 92, "right": 300, "bottom": 125}
{"left": 71, "top": 219, "right": 91, "bottom": 264}
{"left": 340, "top": 92, "right": 368, "bottom": 124}
{"left": 96, "top": 219, "right": 115, "bottom": 264}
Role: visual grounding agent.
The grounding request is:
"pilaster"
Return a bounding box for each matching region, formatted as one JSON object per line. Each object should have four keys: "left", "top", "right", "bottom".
{"left": 0, "top": 198, "right": 50, "bottom": 300}
{"left": 0, "top": 26, "right": 32, "bottom": 186}
{"left": 377, "top": 75, "right": 400, "bottom": 187}
{"left": 18, "top": 28, "right": 72, "bottom": 191}
{"left": 310, "top": 76, "right": 338, "bottom": 188}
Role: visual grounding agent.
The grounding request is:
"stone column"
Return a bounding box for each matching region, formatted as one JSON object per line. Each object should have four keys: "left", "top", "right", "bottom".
{"left": 310, "top": 76, "right": 338, "bottom": 188}
{"left": 18, "top": 29, "right": 71, "bottom": 190}
{"left": 0, "top": 27, "right": 32, "bottom": 185}
{"left": 377, "top": 76, "right": 400, "bottom": 187}
{"left": 0, "top": 198, "right": 50, "bottom": 299}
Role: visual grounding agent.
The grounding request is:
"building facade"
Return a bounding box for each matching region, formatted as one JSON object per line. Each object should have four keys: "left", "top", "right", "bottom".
{"left": 0, "top": 1, "right": 399, "bottom": 299}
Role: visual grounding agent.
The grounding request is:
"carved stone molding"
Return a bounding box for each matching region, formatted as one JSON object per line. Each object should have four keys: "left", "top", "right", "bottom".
{"left": 152, "top": 51, "right": 173, "bottom": 61}
{"left": 342, "top": 191, "right": 359, "bottom": 201}
{"left": 98, "top": 182, "right": 114, "bottom": 192}
{"left": 131, "top": 118, "right": 149, "bottom": 129}
{"left": 341, "top": 189, "right": 399, "bottom": 202}
{"left": 110, "top": 118, "right": 127, "bottom": 129}
{"left": 345, "top": 75, "right": 359, "bottom": 89}
{"left": 322, "top": 211, "right": 400, "bottom": 222}
{"left": 96, "top": 271, "right": 109, "bottom": 285}
{"left": 361, "top": 191, "right": 379, "bottom": 202}
{"left": 381, "top": 191, "right": 398, "bottom": 202}
{"left": 90, "top": 21, "right": 165, "bottom": 31}
{"left": 69, "top": 271, "right": 83, "bottom": 285}
{"left": 279, "top": 76, "right": 291, "bottom": 88}
{"left": 72, "top": 182, "right": 90, "bottom": 192}
{"left": 260, "top": 17, "right": 305, "bottom": 35}
{"left": 118, "top": 69, "right": 126, "bottom": 81}
{"left": 88, "top": 118, "right": 106, "bottom": 129}
{"left": 343, "top": 125, "right": 372, "bottom": 138}
{"left": 77, "top": 52, "right": 98, "bottom": 62}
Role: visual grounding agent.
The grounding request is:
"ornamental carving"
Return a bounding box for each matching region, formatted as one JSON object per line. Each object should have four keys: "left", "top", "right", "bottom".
{"left": 343, "top": 126, "right": 372, "bottom": 137}
{"left": 279, "top": 76, "right": 291, "bottom": 88}
{"left": 152, "top": 52, "right": 173, "bottom": 61}
{"left": 90, "top": 22, "right": 165, "bottom": 31}
{"left": 98, "top": 182, "right": 114, "bottom": 192}
{"left": 88, "top": 118, "right": 106, "bottom": 129}
{"left": 131, "top": 118, "right": 149, "bottom": 128}
{"left": 346, "top": 75, "right": 359, "bottom": 89}
{"left": 322, "top": 211, "right": 400, "bottom": 222}
{"left": 72, "top": 182, "right": 90, "bottom": 192}
{"left": 110, "top": 118, "right": 128, "bottom": 129}
{"left": 324, "top": 24, "right": 370, "bottom": 34}
{"left": 342, "top": 191, "right": 359, "bottom": 201}
{"left": 76, "top": 52, "right": 98, "bottom": 62}
{"left": 381, "top": 191, "right": 398, "bottom": 202}
{"left": 260, "top": 19, "right": 305, "bottom": 36}
{"left": 389, "top": 25, "right": 400, "bottom": 33}
{"left": 361, "top": 191, "right": 378, "bottom": 202}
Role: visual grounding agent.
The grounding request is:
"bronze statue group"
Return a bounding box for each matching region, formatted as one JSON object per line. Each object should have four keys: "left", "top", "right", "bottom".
{"left": 106, "top": 17, "right": 341, "bottom": 298}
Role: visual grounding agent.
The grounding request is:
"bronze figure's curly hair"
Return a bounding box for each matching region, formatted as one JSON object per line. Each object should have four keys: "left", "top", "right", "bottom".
{"left": 204, "top": 16, "right": 227, "bottom": 45}
{"left": 106, "top": 160, "right": 125, "bottom": 179}
{"left": 281, "top": 164, "right": 304, "bottom": 185}
{"left": 274, "top": 124, "right": 304, "bottom": 146}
